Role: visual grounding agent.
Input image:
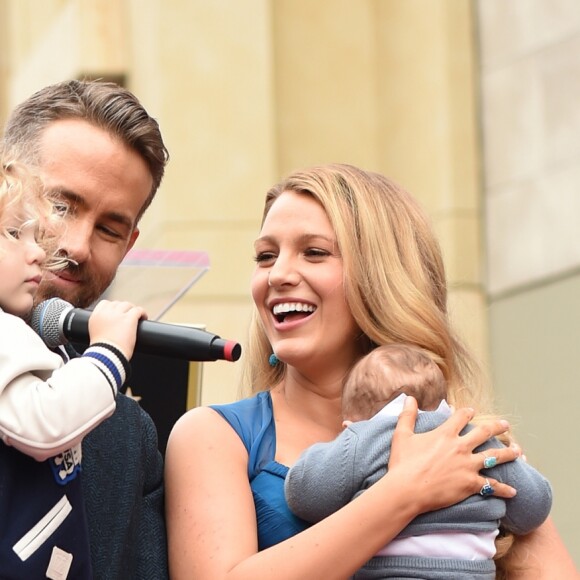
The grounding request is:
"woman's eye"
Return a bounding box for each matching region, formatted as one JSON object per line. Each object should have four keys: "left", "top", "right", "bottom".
{"left": 254, "top": 251, "right": 276, "bottom": 263}
{"left": 6, "top": 227, "right": 21, "bottom": 239}
{"left": 304, "top": 248, "right": 329, "bottom": 258}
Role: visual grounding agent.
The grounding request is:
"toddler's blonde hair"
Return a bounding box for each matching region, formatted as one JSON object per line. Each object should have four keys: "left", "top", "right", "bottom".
{"left": 0, "top": 151, "right": 66, "bottom": 270}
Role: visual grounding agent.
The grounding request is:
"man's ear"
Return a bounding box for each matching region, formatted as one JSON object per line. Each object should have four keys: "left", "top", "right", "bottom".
{"left": 125, "top": 227, "right": 140, "bottom": 256}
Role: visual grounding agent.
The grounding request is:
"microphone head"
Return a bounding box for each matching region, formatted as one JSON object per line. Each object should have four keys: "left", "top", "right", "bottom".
{"left": 29, "top": 298, "right": 74, "bottom": 348}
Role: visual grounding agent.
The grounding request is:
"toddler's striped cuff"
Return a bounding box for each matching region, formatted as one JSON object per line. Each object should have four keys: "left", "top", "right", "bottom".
{"left": 82, "top": 343, "right": 131, "bottom": 395}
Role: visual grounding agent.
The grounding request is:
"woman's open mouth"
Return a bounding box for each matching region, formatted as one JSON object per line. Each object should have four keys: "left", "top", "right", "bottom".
{"left": 272, "top": 302, "right": 316, "bottom": 324}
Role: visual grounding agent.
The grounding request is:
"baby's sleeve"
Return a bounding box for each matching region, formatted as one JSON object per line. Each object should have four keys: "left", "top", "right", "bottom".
{"left": 497, "top": 457, "right": 553, "bottom": 535}
{"left": 284, "top": 428, "right": 360, "bottom": 523}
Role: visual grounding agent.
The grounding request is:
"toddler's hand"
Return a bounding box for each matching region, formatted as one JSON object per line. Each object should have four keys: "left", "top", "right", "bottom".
{"left": 88, "top": 300, "right": 147, "bottom": 359}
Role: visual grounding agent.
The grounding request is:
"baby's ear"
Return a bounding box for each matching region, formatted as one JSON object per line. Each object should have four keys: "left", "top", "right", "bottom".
{"left": 342, "top": 420, "right": 353, "bottom": 429}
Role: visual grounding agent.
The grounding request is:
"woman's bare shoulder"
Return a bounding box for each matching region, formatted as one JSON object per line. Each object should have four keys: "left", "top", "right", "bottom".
{"left": 167, "top": 405, "right": 237, "bottom": 450}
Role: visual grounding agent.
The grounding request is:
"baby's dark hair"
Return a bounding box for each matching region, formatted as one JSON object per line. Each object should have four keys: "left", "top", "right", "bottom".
{"left": 342, "top": 343, "right": 447, "bottom": 421}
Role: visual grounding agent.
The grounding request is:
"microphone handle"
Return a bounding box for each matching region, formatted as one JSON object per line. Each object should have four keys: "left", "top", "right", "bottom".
{"left": 63, "top": 309, "right": 239, "bottom": 362}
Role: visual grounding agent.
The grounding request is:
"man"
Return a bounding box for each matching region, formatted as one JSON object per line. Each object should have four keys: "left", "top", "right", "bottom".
{"left": 1, "top": 80, "right": 169, "bottom": 579}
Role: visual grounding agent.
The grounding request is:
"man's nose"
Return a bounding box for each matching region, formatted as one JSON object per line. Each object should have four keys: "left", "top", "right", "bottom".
{"left": 59, "top": 219, "right": 91, "bottom": 263}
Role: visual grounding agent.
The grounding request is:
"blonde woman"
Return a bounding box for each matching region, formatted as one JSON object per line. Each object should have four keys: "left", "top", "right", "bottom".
{"left": 166, "top": 164, "right": 575, "bottom": 579}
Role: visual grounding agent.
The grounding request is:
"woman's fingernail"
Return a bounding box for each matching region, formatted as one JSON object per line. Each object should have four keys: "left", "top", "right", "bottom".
{"left": 500, "top": 420, "right": 510, "bottom": 429}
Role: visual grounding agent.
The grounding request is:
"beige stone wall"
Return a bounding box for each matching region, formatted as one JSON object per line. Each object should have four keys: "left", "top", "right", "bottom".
{"left": 479, "top": 0, "right": 580, "bottom": 293}
{"left": 0, "top": 0, "right": 487, "bottom": 407}
{"left": 0, "top": 1, "right": 8, "bottom": 120}
{"left": 478, "top": 0, "right": 580, "bottom": 564}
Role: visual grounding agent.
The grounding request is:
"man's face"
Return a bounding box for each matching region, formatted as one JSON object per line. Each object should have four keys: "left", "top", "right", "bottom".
{"left": 34, "top": 119, "right": 153, "bottom": 308}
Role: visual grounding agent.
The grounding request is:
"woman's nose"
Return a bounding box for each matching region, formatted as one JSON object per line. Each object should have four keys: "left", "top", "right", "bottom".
{"left": 267, "top": 256, "right": 301, "bottom": 288}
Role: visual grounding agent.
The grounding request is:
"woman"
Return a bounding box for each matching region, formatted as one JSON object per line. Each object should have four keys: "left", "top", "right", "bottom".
{"left": 165, "top": 164, "right": 575, "bottom": 579}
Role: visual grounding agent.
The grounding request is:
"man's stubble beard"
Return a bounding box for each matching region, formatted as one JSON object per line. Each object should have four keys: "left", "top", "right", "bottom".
{"left": 34, "top": 269, "right": 115, "bottom": 309}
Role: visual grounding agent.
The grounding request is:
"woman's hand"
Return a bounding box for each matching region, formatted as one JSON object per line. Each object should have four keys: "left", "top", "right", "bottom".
{"left": 387, "top": 396, "right": 520, "bottom": 514}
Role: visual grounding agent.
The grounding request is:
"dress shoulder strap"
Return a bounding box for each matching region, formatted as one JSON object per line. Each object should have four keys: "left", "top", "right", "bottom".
{"left": 210, "top": 391, "right": 276, "bottom": 479}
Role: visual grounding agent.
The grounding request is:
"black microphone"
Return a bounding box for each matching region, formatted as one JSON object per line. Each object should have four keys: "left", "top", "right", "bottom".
{"left": 29, "top": 298, "right": 242, "bottom": 362}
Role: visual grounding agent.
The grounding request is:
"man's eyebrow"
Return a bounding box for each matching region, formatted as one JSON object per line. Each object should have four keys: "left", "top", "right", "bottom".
{"left": 48, "top": 187, "right": 134, "bottom": 229}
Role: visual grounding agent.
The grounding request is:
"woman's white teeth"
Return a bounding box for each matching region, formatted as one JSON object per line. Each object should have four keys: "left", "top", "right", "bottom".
{"left": 272, "top": 302, "right": 315, "bottom": 315}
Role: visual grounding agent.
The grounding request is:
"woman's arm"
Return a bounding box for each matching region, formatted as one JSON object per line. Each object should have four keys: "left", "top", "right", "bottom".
{"left": 165, "top": 397, "right": 519, "bottom": 580}
{"left": 502, "top": 518, "right": 578, "bottom": 579}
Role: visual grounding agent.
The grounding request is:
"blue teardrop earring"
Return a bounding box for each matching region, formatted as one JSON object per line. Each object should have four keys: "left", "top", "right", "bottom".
{"left": 268, "top": 353, "right": 279, "bottom": 367}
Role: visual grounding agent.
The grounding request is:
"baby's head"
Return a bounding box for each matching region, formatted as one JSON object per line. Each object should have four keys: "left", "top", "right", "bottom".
{"left": 342, "top": 343, "right": 447, "bottom": 422}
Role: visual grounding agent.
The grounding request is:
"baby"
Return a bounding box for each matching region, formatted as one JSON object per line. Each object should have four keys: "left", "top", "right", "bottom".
{"left": 285, "top": 343, "right": 553, "bottom": 579}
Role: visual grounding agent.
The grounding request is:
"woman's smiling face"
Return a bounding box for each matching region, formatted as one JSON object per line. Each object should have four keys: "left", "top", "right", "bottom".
{"left": 252, "top": 190, "right": 361, "bottom": 372}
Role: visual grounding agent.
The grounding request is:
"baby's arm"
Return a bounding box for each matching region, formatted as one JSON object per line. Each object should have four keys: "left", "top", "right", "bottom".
{"left": 498, "top": 457, "right": 552, "bottom": 534}
{"left": 0, "top": 301, "right": 143, "bottom": 460}
{"left": 285, "top": 418, "right": 395, "bottom": 522}
{"left": 479, "top": 438, "right": 553, "bottom": 534}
